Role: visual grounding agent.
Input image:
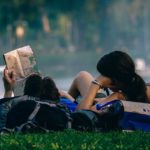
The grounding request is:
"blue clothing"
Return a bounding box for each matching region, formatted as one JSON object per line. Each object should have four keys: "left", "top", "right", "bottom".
{"left": 119, "top": 112, "right": 150, "bottom": 131}
{"left": 60, "top": 97, "right": 78, "bottom": 112}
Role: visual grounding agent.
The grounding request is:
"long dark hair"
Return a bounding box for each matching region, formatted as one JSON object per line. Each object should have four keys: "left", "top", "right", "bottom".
{"left": 97, "top": 51, "right": 147, "bottom": 102}
{"left": 24, "top": 73, "right": 43, "bottom": 97}
{"left": 40, "top": 76, "right": 60, "bottom": 101}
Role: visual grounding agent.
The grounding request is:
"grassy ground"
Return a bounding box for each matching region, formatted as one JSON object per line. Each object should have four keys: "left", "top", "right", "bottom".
{"left": 0, "top": 130, "right": 150, "bottom": 150}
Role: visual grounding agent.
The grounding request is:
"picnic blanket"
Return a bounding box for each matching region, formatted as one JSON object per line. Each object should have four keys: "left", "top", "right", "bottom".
{"left": 119, "top": 101, "right": 150, "bottom": 131}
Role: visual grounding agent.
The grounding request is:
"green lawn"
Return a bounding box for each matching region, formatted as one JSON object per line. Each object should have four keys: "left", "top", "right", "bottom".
{"left": 0, "top": 130, "right": 150, "bottom": 150}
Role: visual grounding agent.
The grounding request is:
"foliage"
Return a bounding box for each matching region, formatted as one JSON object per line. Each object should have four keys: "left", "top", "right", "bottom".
{"left": 0, "top": 0, "right": 150, "bottom": 61}
{"left": 0, "top": 130, "right": 150, "bottom": 150}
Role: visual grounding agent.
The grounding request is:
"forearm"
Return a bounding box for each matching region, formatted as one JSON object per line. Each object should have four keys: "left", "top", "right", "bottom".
{"left": 90, "top": 92, "right": 125, "bottom": 112}
{"left": 3, "top": 86, "right": 14, "bottom": 98}
{"left": 3, "top": 68, "right": 16, "bottom": 98}
{"left": 77, "top": 75, "right": 112, "bottom": 110}
{"left": 4, "top": 90, "right": 13, "bottom": 98}
{"left": 77, "top": 82, "right": 100, "bottom": 110}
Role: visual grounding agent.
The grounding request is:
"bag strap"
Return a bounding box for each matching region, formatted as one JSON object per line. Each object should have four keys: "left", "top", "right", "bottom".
{"left": 27, "top": 101, "right": 72, "bottom": 130}
{"left": 16, "top": 102, "right": 51, "bottom": 133}
{"left": 66, "top": 113, "right": 72, "bottom": 129}
{"left": 28, "top": 102, "right": 41, "bottom": 121}
{"left": 56, "top": 103, "right": 72, "bottom": 129}
{"left": 0, "top": 96, "right": 19, "bottom": 105}
{"left": 104, "top": 88, "right": 110, "bottom": 96}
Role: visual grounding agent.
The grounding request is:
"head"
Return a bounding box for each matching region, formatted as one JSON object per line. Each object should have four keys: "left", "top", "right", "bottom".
{"left": 40, "top": 76, "right": 60, "bottom": 101}
{"left": 97, "top": 51, "right": 136, "bottom": 89}
{"left": 97, "top": 51, "right": 147, "bottom": 102}
{"left": 24, "top": 73, "right": 43, "bottom": 97}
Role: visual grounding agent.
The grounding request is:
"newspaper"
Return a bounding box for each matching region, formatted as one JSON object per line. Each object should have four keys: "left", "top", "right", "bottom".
{"left": 3, "top": 45, "right": 38, "bottom": 96}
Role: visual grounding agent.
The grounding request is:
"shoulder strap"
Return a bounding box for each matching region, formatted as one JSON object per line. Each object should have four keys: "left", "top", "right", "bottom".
{"left": 28, "top": 102, "right": 41, "bottom": 121}
{"left": 15, "top": 101, "right": 50, "bottom": 133}
{"left": 104, "top": 88, "right": 110, "bottom": 96}
{"left": 0, "top": 96, "right": 19, "bottom": 105}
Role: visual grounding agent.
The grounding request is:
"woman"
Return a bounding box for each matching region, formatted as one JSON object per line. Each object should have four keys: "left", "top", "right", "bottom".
{"left": 68, "top": 51, "right": 150, "bottom": 111}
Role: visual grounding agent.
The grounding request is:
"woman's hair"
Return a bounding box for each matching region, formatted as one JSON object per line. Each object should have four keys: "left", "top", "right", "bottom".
{"left": 40, "top": 76, "right": 60, "bottom": 101}
{"left": 97, "top": 51, "right": 147, "bottom": 102}
{"left": 24, "top": 73, "right": 43, "bottom": 97}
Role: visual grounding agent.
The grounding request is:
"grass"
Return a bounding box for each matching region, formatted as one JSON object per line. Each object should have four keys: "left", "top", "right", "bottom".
{"left": 0, "top": 130, "right": 150, "bottom": 150}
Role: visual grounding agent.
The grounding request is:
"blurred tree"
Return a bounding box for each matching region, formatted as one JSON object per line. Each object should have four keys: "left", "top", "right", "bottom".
{"left": 0, "top": 0, "right": 150, "bottom": 60}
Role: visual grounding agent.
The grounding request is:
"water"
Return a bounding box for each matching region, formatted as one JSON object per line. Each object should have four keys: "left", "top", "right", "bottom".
{"left": 0, "top": 74, "right": 4, "bottom": 98}
{"left": 0, "top": 75, "right": 73, "bottom": 98}
{"left": 1, "top": 65, "right": 150, "bottom": 98}
{"left": 0, "top": 64, "right": 73, "bottom": 98}
{"left": 54, "top": 77, "right": 73, "bottom": 91}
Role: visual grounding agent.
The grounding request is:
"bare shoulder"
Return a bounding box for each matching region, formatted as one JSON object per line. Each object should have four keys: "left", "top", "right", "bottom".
{"left": 146, "top": 86, "right": 150, "bottom": 103}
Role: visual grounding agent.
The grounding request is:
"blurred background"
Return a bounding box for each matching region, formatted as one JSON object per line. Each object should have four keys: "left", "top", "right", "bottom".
{"left": 1, "top": 0, "right": 150, "bottom": 97}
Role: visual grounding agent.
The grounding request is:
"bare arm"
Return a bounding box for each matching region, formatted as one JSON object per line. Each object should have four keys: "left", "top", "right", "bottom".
{"left": 77, "top": 75, "right": 113, "bottom": 110}
{"left": 146, "top": 86, "right": 150, "bottom": 103}
{"left": 91, "top": 92, "right": 125, "bottom": 112}
{"left": 3, "top": 68, "right": 16, "bottom": 97}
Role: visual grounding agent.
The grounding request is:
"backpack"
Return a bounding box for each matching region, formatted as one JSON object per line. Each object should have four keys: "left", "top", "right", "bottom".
{"left": 5, "top": 100, "right": 72, "bottom": 133}
{"left": 71, "top": 110, "right": 101, "bottom": 131}
{"left": 0, "top": 95, "right": 40, "bottom": 130}
{"left": 71, "top": 100, "right": 124, "bottom": 132}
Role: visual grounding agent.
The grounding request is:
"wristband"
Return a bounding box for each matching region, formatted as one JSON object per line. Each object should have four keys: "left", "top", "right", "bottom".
{"left": 92, "top": 80, "right": 103, "bottom": 89}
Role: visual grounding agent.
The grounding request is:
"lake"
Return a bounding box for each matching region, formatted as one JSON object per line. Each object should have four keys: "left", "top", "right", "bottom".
{"left": 1, "top": 65, "right": 150, "bottom": 98}
{"left": 0, "top": 73, "right": 73, "bottom": 98}
{"left": 0, "top": 74, "right": 4, "bottom": 98}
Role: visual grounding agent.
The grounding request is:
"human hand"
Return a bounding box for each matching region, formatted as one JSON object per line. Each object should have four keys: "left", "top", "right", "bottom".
{"left": 3, "top": 68, "right": 16, "bottom": 92}
{"left": 94, "top": 98, "right": 106, "bottom": 103}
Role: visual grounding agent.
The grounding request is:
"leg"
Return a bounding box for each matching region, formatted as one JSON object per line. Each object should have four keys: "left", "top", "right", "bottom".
{"left": 68, "top": 71, "right": 94, "bottom": 99}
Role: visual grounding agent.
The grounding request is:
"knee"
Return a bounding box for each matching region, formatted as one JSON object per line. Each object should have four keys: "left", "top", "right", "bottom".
{"left": 76, "top": 71, "right": 90, "bottom": 79}
{"left": 73, "top": 71, "right": 93, "bottom": 84}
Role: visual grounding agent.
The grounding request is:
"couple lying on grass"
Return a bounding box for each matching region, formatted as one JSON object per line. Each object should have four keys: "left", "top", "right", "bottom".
{"left": 3, "top": 50, "right": 150, "bottom": 113}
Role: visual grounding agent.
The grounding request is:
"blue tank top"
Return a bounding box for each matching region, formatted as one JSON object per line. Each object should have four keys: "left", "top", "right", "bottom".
{"left": 60, "top": 97, "right": 78, "bottom": 112}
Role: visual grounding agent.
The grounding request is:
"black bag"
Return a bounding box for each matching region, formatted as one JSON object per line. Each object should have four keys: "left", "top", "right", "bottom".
{"left": 71, "top": 100, "right": 124, "bottom": 132}
{"left": 71, "top": 110, "right": 101, "bottom": 131}
{"left": 0, "top": 96, "right": 35, "bottom": 129}
{"left": 5, "top": 100, "right": 72, "bottom": 133}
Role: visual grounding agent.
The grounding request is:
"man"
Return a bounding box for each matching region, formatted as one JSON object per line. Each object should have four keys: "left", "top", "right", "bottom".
{"left": 0, "top": 68, "right": 42, "bottom": 129}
